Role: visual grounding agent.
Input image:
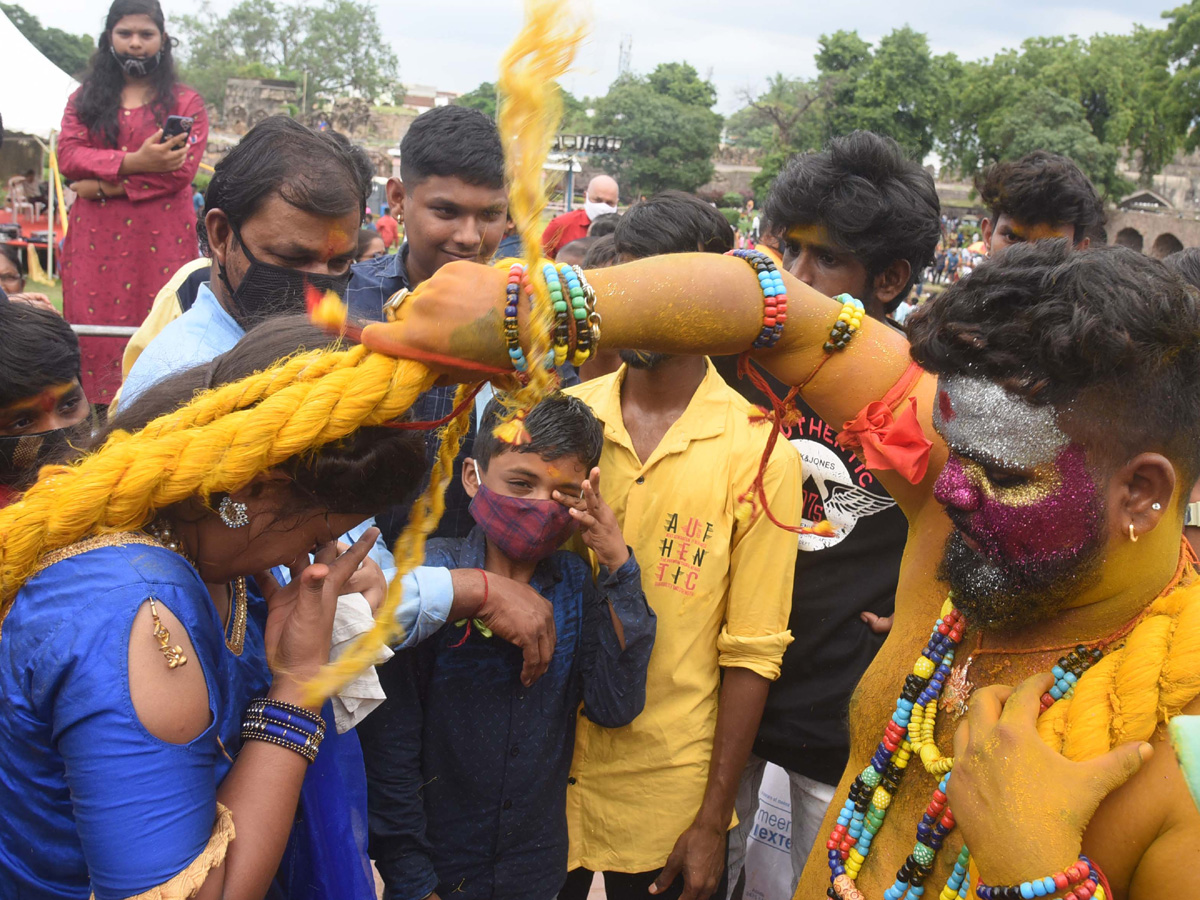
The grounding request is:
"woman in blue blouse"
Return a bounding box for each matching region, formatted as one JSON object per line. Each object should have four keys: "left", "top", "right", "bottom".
{"left": 0, "top": 320, "right": 428, "bottom": 899}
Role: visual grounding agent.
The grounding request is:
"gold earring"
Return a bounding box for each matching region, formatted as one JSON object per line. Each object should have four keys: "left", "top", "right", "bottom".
{"left": 1129, "top": 523, "right": 1139, "bottom": 543}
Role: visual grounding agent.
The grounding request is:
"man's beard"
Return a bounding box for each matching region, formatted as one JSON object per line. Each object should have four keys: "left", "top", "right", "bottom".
{"left": 619, "top": 349, "right": 669, "bottom": 370}
{"left": 938, "top": 516, "right": 1106, "bottom": 630}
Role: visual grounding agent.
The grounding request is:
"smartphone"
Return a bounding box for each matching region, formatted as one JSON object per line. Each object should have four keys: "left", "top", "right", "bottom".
{"left": 160, "top": 115, "right": 194, "bottom": 143}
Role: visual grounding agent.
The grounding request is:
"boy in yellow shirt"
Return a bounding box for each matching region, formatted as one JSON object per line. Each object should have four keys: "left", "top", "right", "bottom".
{"left": 560, "top": 192, "right": 802, "bottom": 900}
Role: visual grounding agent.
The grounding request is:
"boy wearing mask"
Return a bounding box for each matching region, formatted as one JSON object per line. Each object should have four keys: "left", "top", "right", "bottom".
{"left": 366, "top": 393, "right": 656, "bottom": 900}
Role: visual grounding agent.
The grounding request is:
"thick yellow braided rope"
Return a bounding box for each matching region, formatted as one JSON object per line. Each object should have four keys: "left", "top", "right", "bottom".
{"left": 1037, "top": 580, "right": 1200, "bottom": 759}
{"left": 0, "top": 349, "right": 435, "bottom": 612}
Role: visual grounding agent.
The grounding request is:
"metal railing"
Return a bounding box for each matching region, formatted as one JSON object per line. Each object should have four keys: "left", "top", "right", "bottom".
{"left": 69, "top": 324, "right": 139, "bottom": 337}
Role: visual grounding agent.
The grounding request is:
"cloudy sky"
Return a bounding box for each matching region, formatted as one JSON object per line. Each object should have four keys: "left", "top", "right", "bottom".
{"left": 38, "top": 0, "right": 1165, "bottom": 113}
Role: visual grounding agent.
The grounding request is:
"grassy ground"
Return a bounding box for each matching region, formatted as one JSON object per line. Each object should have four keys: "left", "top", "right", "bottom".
{"left": 38, "top": 278, "right": 63, "bottom": 312}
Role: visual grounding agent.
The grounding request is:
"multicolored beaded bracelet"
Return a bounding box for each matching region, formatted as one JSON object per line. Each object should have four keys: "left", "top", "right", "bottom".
{"left": 824, "top": 294, "right": 865, "bottom": 353}
{"left": 571, "top": 265, "right": 602, "bottom": 365}
{"left": 559, "top": 264, "right": 592, "bottom": 365}
{"left": 975, "top": 855, "right": 1100, "bottom": 900}
{"left": 505, "top": 263, "right": 529, "bottom": 373}
{"left": 542, "top": 262, "right": 571, "bottom": 367}
{"left": 727, "top": 249, "right": 789, "bottom": 349}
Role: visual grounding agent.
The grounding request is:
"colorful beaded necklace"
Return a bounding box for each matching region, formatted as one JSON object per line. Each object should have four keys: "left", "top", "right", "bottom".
{"left": 825, "top": 596, "right": 1105, "bottom": 900}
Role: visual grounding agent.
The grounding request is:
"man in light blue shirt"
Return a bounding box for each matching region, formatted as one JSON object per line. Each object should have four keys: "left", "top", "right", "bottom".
{"left": 123, "top": 117, "right": 555, "bottom": 677}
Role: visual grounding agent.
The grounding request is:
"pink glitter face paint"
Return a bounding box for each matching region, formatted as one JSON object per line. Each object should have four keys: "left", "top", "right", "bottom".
{"left": 932, "top": 374, "right": 1105, "bottom": 564}
{"left": 935, "top": 445, "right": 1100, "bottom": 564}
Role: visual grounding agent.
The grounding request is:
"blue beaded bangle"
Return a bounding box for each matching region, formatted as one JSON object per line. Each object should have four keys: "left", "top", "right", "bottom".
{"left": 246, "top": 697, "right": 325, "bottom": 734}
{"left": 726, "top": 249, "right": 788, "bottom": 349}
{"left": 242, "top": 698, "right": 325, "bottom": 762}
{"left": 257, "top": 704, "right": 324, "bottom": 737}
{"left": 241, "top": 716, "right": 322, "bottom": 762}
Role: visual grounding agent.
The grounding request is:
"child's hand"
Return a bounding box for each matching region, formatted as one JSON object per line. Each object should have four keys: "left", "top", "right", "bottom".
{"left": 555, "top": 467, "right": 630, "bottom": 571}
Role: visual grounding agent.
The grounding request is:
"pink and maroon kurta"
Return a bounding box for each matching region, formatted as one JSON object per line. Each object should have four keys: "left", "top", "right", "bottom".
{"left": 58, "top": 85, "right": 208, "bottom": 403}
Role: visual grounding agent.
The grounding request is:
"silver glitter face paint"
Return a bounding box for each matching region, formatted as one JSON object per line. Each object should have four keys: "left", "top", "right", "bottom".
{"left": 932, "top": 375, "right": 1069, "bottom": 469}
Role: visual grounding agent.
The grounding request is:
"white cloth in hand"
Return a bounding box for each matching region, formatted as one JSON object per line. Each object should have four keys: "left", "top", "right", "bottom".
{"left": 329, "top": 591, "right": 394, "bottom": 733}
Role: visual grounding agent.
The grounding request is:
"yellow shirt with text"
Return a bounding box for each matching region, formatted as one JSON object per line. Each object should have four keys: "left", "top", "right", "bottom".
{"left": 565, "top": 362, "right": 802, "bottom": 872}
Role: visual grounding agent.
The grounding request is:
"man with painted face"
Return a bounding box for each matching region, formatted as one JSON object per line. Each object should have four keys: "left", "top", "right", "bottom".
{"left": 977, "top": 150, "right": 1104, "bottom": 256}
{"left": 558, "top": 192, "right": 802, "bottom": 900}
{"left": 373, "top": 229, "right": 1200, "bottom": 899}
{"left": 0, "top": 300, "right": 91, "bottom": 508}
{"left": 542, "top": 174, "right": 620, "bottom": 260}
{"left": 365, "top": 393, "right": 655, "bottom": 900}
{"left": 713, "top": 131, "right": 940, "bottom": 898}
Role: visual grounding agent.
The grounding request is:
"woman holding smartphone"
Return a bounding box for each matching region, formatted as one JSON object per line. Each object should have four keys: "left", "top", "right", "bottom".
{"left": 58, "top": 0, "right": 208, "bottom": 404}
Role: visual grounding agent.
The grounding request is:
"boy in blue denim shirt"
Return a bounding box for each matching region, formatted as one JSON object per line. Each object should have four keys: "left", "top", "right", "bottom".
{"left": 363, "top": 393, "right": 655, "bottom": 900}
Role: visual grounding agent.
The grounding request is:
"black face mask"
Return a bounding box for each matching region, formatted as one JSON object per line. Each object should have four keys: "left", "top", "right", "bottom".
{"left": 110, "top": 47, "right": 162, "bottom": 78}
{"left": 0, "top": 416, "right": 94, "bottom": 490}
{"left": 217, "top": 224, "right": 351, "bottom": 328}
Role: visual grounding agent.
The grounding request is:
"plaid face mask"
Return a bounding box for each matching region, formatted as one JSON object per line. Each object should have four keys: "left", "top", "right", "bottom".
{"left": 469, "top": 464, "right": 576, "bottom": 563}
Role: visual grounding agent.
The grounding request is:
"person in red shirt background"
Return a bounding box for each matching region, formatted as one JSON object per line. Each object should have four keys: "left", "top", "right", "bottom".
{"left": 541, "top": 174, "right": 618, "bottom": 259}
{"left": 376, "top": 206, "right": 401, "bottom": 250}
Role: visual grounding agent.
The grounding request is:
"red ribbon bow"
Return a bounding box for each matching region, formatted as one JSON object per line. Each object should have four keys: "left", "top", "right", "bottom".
{"left": 837, "top": 394, "right": 932, "bottom": 485}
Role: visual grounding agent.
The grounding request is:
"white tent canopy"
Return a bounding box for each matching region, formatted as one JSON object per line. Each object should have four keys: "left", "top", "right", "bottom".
{"left": 1, "top": 8, "right": 79, "bottom": 138}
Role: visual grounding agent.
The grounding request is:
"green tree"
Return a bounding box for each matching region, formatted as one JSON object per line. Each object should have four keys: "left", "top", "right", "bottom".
{"left": 1164, "top": 0, "right": 1200, "bottom": 152}
{"left": 645, "top": 62, "right": 717, "bottom": 107}
{"left": 591, "top": 65, "right": 722, "bottom": 196}
{"left": 938, "top": 27, "right": 1176, "bottom": 191}
{"left": 454, "top": 81, "right": 590, "bottom": 131}
{"left": 176, "top": 0, "right": 399, "bottom": 106}
{"left": 815, "top": 27, "right": 949, "bottom": 160}
{"left": 982, "top": 87, "right": 1122, "bottom": 192}
{"left": 2, "top": 3, "right": 93, "bottom": 77}
{"left": 733, "top": 74, "right": 820, "bottom": 151}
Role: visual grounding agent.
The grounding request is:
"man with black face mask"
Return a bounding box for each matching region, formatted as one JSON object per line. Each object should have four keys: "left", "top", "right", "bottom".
{"left": 123, "top": 115, "right": 365, "bottom": 404}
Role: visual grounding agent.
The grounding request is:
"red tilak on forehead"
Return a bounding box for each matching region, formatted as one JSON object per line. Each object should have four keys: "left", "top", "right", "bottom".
{"left": 39, "top": 392, "right": 57, "bottom": 413}
{"left": 937, "top": 390, "right": 955, "bottom": 422}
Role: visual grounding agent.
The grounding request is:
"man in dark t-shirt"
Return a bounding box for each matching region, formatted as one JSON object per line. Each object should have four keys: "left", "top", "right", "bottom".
{"left": 717, "top": 131, "right": 941, "bottom": 897}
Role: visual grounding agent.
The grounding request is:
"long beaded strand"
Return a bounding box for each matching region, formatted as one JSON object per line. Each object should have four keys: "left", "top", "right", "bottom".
{"left": 826, "top": 599, "right": 1106, "bottom": 900}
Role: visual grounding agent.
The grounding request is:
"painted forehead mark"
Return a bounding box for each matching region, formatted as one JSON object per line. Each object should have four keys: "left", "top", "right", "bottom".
{"left": 0, "top": 383, "right": 78, "bottom": 419}
{"left": 933, "top": 375, "right": 1069, "bottom": 469}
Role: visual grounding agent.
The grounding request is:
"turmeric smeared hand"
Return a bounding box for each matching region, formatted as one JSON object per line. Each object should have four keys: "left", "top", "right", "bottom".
{"left": 359, "top": 261, "right": 514, "bottom": 384}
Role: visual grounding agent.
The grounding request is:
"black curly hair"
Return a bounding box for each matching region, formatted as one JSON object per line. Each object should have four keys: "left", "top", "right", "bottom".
{"left": 763, "top": 131, "right": 940, "bottom": 310}
{"left": 907, "top": 240, "right": 1200, "bottom": 482}
{"left": 975, "top": 151, "right": 1105, "bottom": 245}
{"left": 75, "top": 0, "right": 179, "bottom": 149}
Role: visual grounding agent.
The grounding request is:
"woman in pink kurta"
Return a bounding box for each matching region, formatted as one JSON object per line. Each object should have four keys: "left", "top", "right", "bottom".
{"left": 58, "top": 0, "right": 208, "bottom": 403}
